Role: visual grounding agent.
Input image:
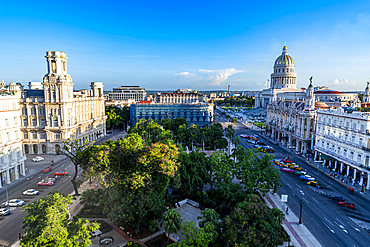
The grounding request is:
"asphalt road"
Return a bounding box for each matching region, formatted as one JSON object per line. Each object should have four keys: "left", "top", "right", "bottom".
{"left": 0, "top": 156, "right": 81, "bottom": 246}
{"left": 220, "top": 115, "right": 370, "bottom": 247}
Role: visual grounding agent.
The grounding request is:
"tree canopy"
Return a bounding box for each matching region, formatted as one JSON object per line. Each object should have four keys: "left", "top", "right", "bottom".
{"left": 21, "top": 192, "right": 99, "bottom": 247}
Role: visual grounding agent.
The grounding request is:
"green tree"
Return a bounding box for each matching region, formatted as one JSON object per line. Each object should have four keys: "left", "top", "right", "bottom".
{"left": 62, "top": 138, "right": 93, "bottom": 196}
{"left": 235, "top": 149, "right": 280, "bottom": 196}
{"left": 197, "top": 209, "right": 220, "bottom": 228}
{"left": 105, "top": 105, "right": 130, "bottom": 130}
{"left": 162, "top": 209, "right": 182, "bottom": 246}
{"left": 223, "top": 195, "right": 285, "bottom": 247}
{"left": 129, "top": 119, "right": 173, "bottom": 143}
{"left": 178, "top": 150, "right": 210, "bottom": 194}
{"left": 170, "top": 221, "right": 218, "bottom": 247}
{"left": 177, "top": 124, "right": 188, "bottom": 147}
{"left": 21, "top": 192, "right": 99, "bottom": 247}
{"left": 208, "top": 151, "right": 234, "bottom": 189}
{"left": 224, "top": 124, "right": 235, "bottom": 156}
{"left": 188, "top": 124, "right": 199, "bottom": 150}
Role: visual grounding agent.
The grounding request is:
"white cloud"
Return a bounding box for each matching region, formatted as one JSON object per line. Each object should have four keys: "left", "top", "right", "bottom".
{"left": 198, "top": 68, "right": 244, "bottom": 87}
{"left": 175, "top": 71, "right": 198, "bottom": 77}
{"left": 323, "top": 78, "right": 356, "bottom": 85}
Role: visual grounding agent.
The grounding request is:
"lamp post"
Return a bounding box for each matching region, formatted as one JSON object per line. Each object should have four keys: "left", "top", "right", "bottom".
{"left": 298, "top": 199, "right": 303, "bottom": 225}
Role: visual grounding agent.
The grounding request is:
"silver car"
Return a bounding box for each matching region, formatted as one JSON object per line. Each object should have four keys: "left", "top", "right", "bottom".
{"left": 23, "top": 189, "right": 39, "bottom": 196}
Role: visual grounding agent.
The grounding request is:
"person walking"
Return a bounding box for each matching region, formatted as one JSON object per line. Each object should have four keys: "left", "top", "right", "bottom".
{"left": 18, "top": 233, "right": 21, "bottom": 240}
{"left": 286, "top": 206, "right": 289, "bottom": 215}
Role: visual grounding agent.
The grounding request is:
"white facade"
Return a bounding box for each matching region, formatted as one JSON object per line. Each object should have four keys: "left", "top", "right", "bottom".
{"left": 21, "top": 51, "right": 107, "bottom": 155}
{"left": 155, "top": 93, "right": 203, "bottom": 104}
{"left": 315, "top": 108, "right": 370, "bottom": 189}
{"left": 107, "top": 86, "right": 147, "bottom": 102}
{"left": 0, "top": 86, "right": 26, "bottom": 188}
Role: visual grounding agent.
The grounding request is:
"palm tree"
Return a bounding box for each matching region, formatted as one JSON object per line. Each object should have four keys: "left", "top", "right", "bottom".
{"left": 197, "top": 208, "right": 220, "bottom": 228}
{"left": 224, "top": 124, "right": 235, "bottom": 156}
{"left": 162, "top": 209, "right": 182, "bottom": 245}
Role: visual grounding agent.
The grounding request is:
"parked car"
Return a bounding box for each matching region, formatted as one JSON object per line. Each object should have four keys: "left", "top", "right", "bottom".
{"left": 289, "top": 164, "right": 302, "bottom": 171}
{"left": 329, "top": 195, "right": 346, "bottom": 201}
{"left": 295, "top": 171, "right": 307, "bottom": 176}
{"left": 90, "top": 229, "right": 103, "bottom": 237}
{"left": 299, "top": 175, "right": 315, "bottom": 181}
{"left": 0, "top": 208, "right": 10, "bottom": 216}
{"left": 307, "top": 181, "right": 320, "bottom": 188}
{"left": 280, "top": 168, "right": 295, "bottom": 173}
{"left": 32, "top": 156, "right": 44, "bottom": 162}
{"left": 339, "top": 201, "right": 355, "bottom": 209}
{"left": 42, "top": 167, "right": 52, "bottom": 173}
{"left": 23, "top": 189, "right": 39, "bottom": 196}
{"left": 2, "top": 199, "right": 25, "bottom": 207}
{"left": 54, "top": 171, "right": 68, "bottom": 176}
{"left": 37, "top": 180, "right": 54, "bottom": 186}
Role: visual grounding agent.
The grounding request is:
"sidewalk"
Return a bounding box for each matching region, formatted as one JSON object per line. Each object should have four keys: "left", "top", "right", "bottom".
{"left": 264, "top": 192, "right": 322, "bottom": 247}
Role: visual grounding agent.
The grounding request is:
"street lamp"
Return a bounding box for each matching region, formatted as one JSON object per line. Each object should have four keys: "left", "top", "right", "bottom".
{"left": 298, "top": 199, "right": 303, "bottom": 225}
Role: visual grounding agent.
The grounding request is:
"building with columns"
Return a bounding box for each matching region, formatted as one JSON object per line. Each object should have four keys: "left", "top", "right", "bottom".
{"left": 314, "top": 107, "right": 370, "bottom": 189}
{"left": 266, "top": 79, "right": 319, "bottom": 154}
{"left": 0, "top": 82, "right": 26, "bottom": 188}
{"left": 254, "top": 46, "right": 359, "bottom": 108}
{"left": 20, "top": 51, "right": 107, "bottom": 155}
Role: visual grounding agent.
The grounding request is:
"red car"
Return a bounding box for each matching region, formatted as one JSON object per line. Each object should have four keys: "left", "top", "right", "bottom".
{"left": 42, "top": 167, "right": 52, "bottom": 173}
{"left": 339, "top": 201, "right": 355, "bottom": 209}
{"left": 245, "top": 126, "right": 248, "bottom": 129}
{"left": 281, "top": 159, "right": 292, "bottom": 163}
{"left": 54, "top": 171, "right": 68, "bottom": 176}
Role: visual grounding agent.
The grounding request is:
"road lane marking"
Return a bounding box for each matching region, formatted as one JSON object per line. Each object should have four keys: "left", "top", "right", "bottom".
{"left": 322, "top": 221, "right": 335, "bottom": 233}
{"left": 348, "top": 194, "right": 356, "bottom": 200}
{"left": 324, "top": 217, "right": 334, "bottom": 226}
{"left": 312, "top": 197, "right": 319, "bottom": 204}
{"left": 299, "top": 190, "right": 305, "bottom": 195}
{"left": 336, "top": 218, "right": 345, "bottom": 226}
{"left": 334, "top": 221, "right": 348, "bottom": 233}
{"left": 302, "top": 198, "right": 309, "bottom": 204}
{"left": 287, "top": 183, "right": 292, "bottom": 188}
{"left": 296, "top": 183, "right": 301, "bottom": 188}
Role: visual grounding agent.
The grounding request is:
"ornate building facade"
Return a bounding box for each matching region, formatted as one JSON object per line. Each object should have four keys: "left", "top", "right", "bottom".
{"left": 20, "top": 51, "right": 107, "bottom": 155}
{"left": 0, "top": 82, "right": 26, "bottom": 187}
{"left": 155, "top": 92, "right": 203, "bottom": 104}
{"left": 314, "top": 107, "right": 370, "bottom": 189}
{"left": 266, "top": 80, "right": 320, "bottom": 154}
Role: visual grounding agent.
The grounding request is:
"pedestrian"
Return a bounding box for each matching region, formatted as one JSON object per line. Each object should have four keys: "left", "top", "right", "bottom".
{"left": 286, "top": 206, "right": 289, "bottom": 215}
{"left": 19, "top": 233, "right": 21, "bottom": 240}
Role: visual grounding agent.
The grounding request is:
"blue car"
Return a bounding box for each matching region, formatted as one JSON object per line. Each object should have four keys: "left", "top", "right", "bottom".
{"left": 299, "top": 175, "right": 315, "bottom": 181}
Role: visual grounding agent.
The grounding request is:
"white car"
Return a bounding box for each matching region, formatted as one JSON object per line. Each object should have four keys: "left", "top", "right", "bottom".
{"left": 0, "top": 208, "right": 10, "bottom": 216}
{"left": 23, "top": 189, "right": 39, "bottom": 196}
{"left": 3, "top": 199, "right": 25, "bottom": 207}
{"left": 90, "top": 229, "right": 102, "bottom": 237}
{"left": 32, "top": 156, "right": 44, "bottom": 162}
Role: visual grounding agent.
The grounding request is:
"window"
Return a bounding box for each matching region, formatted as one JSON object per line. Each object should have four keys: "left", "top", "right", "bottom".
{"left": 23, "top": 132, "right": 28, "bottom": 139}
{"left": 55, "top": 133, "right": 61, "bottom": 140}
{"left": 358, "top": 154, "right": 362, "bottom": 163}
{"left": 41, "top": 132, "right": 46, "bottom": 139}
{"left": 41, "top": 119, "right": 45, "bottom": 126}
{"left": 338, "top": 147, "right": 341, "bottom": 154}
{"left": 32, "top": 119, "right": 37, "bottom": 126}
{"left": 334, "top": 120, "right": 337, "bottom": 126}
{"left": 350, "top": 151, "right": 354, "bottom": 160}
{"left": 23, "top": 118, "right": 27, "bottom": 126}
{"left": 361, "top": 125, "right": 365, "bottom": 132}
{"left": 53, "top": 119, "right": 58, "bottom": 127}
{"left": 353, "top": 123, "right": 357, "bottom": 130}
{"left": 344, "top": 149, "right": 347, "bottom": 157}
{"left": 32, "top": 132, "right": 37, "bottom": 139}
{"left": 345, "top": 134, "right": 348, "bottom": 141}
{"left": 346, "top": 122, "right": 349, "bottom": 128}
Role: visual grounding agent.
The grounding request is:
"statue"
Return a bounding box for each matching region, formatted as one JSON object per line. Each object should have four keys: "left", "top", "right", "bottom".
{"left": 309, "top": 76, "right": 313, "bottom": 84}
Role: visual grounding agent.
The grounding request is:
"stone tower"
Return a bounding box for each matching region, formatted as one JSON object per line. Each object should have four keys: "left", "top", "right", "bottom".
{"left": 363, "top": 82, "right": 370, "bottom": 103}
{"left": 305, "top": 76, "right": 315, "bottom": 110}
{"left": 42, "top": 51, "right": 74, "bottom": 103}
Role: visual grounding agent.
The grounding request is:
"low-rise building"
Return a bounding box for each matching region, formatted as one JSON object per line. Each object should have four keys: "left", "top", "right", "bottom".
{"left": 130, "top": 102, "right": 213, "bottom": 127}
{"left": 155, "top": 92, "right": 203, "bottom": 104}
{"left": 107, "top": 86, "right": 147, "bottom": 102}
{"left": 0, "top": 83, "right": 26, "bottom": 188}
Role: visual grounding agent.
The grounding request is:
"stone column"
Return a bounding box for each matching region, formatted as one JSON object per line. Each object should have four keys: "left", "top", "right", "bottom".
{"left": 367, "top": 173, "right": 370, "bottom": 190}
{"left": 334, "top": 160, "right": 338, "bottom": 170}
{"left": 15, "top": 165, "right": 19, "bottom": 180}
{"left": 306, "top": 117, "right": 311, "bottom": 139}
{"left": 289, "top": 135, "right": 292, "bottom": 147}
{"left": 347, "top": 165, "right": 350, "bottom": 177}
{"left": 301, "top": 117, "right": 305, "bottom": 137}
{"left": 6, "top": 169, "right": 10, "bottom": 184}
{"left": 353, "top": 168, "right": 357, "bottom": 182}
{"left": 340, "top": 163, "right": 343, "bottom": 173}
{"left": 314, "top": 151, "right": 318, "bottom": 160}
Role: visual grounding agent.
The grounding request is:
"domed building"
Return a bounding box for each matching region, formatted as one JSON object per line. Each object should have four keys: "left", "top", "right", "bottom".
{"left": 254, "top": 45, "right": 305, "bottom": 108}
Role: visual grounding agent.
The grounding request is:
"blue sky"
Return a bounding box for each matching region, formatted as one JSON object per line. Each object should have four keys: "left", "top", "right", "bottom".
{"left": 1, "top": 0, "right": 370, "bottom": 91}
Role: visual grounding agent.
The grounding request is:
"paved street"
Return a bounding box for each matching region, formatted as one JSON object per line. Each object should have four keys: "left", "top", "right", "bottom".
{"left": 222, "top": 112, "right": 370, "bottom": 247}
{"left": 0, "top": 131, "right": 126, "bottom": 247}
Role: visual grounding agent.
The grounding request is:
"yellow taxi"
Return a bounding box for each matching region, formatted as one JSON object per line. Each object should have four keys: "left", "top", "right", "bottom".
{"left": 307, "top": 181, "right": 320, "bottom": 188}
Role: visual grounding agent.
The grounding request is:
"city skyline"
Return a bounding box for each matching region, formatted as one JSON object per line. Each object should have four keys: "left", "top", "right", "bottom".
{"left": 1, "top": 0, "right": 370, "bottom": 91}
